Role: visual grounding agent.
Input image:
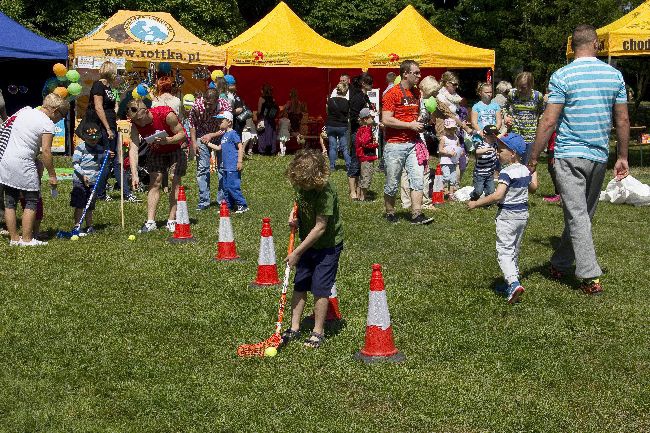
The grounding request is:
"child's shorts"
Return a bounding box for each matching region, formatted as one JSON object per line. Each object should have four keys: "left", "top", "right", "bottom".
{"left": 70, "top": 182, "right": 97, "bottom": 211}
{"left": 294, "top": 243, "right": 343, "bottom": 298}
{"left": 359, "top": 161, "right": 374, "bottom": 189}
{"left": 441, "top": 164, "right": 458, "bottom": 186}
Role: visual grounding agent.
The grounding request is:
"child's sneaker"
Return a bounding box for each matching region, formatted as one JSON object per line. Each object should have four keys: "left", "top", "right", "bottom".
{"left": 580, "top": 278, "right": 603, "bottom": 295}
{"left": 235, "top": 205, "right": 249, "bottom": 214}
{"left": 506, "top": 282, "right": 524, "bottom": 304}
{"left": 126, "top": 194, "right": 142, "bottom": 203}
{"left": 385, "top": 213, "right": 398, "bottom": 224}
{"left": 78, "top": 226, "right": 96, "bottom": 237}
{"left": 543, "top": 194, "right": 561, "bottom": 203}
{"left": 138, "top": 221, "right": 157, "bottom": 233}
{"left": 19, "top": 238, "right": 48, "bottom": 246}
{"left": 103, "top": 195, "right": 114, "bottom": 202}
{"left": 410, "top": 213, "right": 434, "bottom": 225}
{"left": 549, "top": 265, "right": 565, "bottom": 281}
{"left": 166, "top": 220, "right": 176, "bottom": 232}
{"left": 9, "top": 238, "right": 22, "bottom": 246}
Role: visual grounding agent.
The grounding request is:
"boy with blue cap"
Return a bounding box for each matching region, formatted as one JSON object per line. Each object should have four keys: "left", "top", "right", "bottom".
{"left": 214, "top": 111, "right": 248, "bottom": 213}
{"left": 468, "top": 133, "right": 538, "bottom": 303}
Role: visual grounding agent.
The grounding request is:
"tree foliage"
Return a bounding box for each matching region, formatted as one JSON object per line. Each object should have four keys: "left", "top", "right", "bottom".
{"left": 0, "top": 0, "right": 647, "bottom": 86}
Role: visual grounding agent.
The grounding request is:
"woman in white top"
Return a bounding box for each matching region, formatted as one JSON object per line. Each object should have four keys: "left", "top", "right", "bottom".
{"left": 0, "top": 93, "right": 69, "bottom": 246}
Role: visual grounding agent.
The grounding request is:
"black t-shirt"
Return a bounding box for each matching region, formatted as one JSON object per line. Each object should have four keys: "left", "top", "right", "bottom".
{"left": 89, "top": 80, "right": 117, "bottom": 129}
{"left": 326, "top": 96, "right": 349, "bottom": 128}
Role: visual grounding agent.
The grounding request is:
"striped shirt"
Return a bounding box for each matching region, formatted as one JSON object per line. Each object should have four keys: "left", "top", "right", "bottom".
{"left": 73, "top": 142, "right": 106, "bottom": 184}
{"left": 497, "top": 163, "right": 531, "bottom": 214}
{"left": 506, "top": 89, "right": 544, "bottom": 146}
{"left": 474, "top": 137, "right": 497, "bottom": 175}
{"left": 548, "top": 57, "right": 627, "bottom": 163}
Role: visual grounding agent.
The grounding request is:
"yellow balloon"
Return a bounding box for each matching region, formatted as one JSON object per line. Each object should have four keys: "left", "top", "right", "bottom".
{"left": 131, "top": 88, "right": 141, "bottom": 99}
{"left": 211, "top": 70, "right": 224, "bottom": 81}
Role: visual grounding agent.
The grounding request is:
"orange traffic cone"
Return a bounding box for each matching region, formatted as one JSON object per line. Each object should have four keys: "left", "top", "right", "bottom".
{"left": 169, "top": 186, "right": 196, "bottom": 243}
{"left": 250, "top": 218, "right": 281, "bottom": 287}
{"left": 355, "top": 264, "right": 405, "bottom": 363}
{"left": 431, "top": 164, "right": 445, "bottom": 205}
{"left": 215, "top": 201, "right": 240, "bottom": 261}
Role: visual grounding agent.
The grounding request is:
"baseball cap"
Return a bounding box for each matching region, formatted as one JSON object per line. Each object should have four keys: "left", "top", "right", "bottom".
{"left": 483, "top": 124, "right": 499, "bottom": 136}
{"left": 443, "top": 118, "right": 458, "bottom": 129}
{"left": 224, "top": 74, "right": 236, "bottom": 85}
{"left": 359, "top": 107, "right": 372, "bottom": 119}
{"left": 214, "top": 111, "right": 233, "bottom": 121}
{"left": 497, "top": 133, "right": 526, "bottom": 156}
{"left": 182, "top": 94, "right": 195, "bottom": 107}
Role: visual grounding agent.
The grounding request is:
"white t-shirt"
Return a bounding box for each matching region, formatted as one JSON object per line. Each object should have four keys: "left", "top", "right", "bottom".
{"left": 0, "top": 107, "right": 54, "bottom": 191}
{"left": 277, "top": 117, "right": 291, "bottom": 140}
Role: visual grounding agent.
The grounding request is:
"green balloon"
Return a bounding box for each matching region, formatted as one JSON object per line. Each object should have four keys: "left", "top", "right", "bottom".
{"left": 66, "top": 69, "right": 80, "bottom": 83}
{"left": 56, "top": 75, "right": 67, "bottom": 82}
{"left": 425, "top": 96, "right": 437, "bottom": 113}
{"left": 67, "top": 82, "right": 82, "bottom": 97}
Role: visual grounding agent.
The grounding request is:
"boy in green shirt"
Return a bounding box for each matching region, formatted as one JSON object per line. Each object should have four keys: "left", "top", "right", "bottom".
{"left": 283, "top": 150, "right": 343, "bottom": 348}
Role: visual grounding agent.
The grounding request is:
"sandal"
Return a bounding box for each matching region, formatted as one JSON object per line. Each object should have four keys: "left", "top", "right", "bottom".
{"left": 304, "top": 332, "right": 325, "bottom": 349}
{"left": 280, "top": 328, "right": 301, "bottom": 345}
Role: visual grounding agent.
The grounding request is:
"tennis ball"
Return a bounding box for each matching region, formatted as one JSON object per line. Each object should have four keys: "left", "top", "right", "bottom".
{"left": 128, "top": 235, "right": 136, "bottom": 241}
{"left": 264, "top": 347, "right": 277, "bottom": 357}
{"left": 71, "top": 235, "right": 79, "bottom": 241}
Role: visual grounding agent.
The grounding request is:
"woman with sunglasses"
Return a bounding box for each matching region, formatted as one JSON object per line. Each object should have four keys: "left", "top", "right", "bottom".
{"left": 0, "top": 94, "right": 68, "bottom": 246}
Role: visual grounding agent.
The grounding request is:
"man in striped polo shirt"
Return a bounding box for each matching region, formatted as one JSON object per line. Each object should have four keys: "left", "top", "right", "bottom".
{"left": 528, "top": 24, "right": 630, "bottom": 295}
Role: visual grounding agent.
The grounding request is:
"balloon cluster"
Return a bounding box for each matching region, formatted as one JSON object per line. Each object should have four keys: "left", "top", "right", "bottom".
{"left": 46, "top": 63, "right": 82, "bottom": 100}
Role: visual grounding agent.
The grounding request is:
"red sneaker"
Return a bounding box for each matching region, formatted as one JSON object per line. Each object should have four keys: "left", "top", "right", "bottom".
{"left": 543, "top": 194, "right": 561, "bottom": 203}
{"left": 580, "top": 279, "right": 603, "bottom": 295}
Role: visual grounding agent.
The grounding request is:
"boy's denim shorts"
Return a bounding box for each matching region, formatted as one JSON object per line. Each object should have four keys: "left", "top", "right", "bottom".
{"left": 294, "top": 243, "right": 343, "bottom": 298}
{"left": 70, "top": 182, "right": 96, "bottom": 211}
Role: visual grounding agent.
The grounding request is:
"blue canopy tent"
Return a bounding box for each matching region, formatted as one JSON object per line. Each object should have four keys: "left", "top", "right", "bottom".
{"left": 0, "top": 12, "right": 68, "bottom": 60}
{"left": 0, "top": 12, "right": 69, "bottom": 151}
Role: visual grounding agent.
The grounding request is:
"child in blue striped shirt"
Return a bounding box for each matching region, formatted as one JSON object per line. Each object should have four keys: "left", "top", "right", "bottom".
{"left": 71, "top": 123, "right": 113, "bottom": 235}
{"left": 468, "top": 133, "right": 538, "bottom": 303}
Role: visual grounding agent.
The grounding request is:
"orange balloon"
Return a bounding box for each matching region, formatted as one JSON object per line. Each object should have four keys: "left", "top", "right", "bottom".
{"left": 53, "top": 63, "right": 67, "bottom": 77}
{"left": 53, "top": 87, "right": 68, "bottom": 98}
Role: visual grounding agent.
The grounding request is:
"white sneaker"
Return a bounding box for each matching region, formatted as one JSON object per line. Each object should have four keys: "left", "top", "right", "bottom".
{"left": 166, "top": 220, "right": 176, "bottom": 232}
{"left": 19, "top": 238, "right": 48, "bottom": 246}
{"left": 9, "top": 237, "right": 22, "bottom": 246}
{"left": 138, "top": 221, "right": 157, "bottom": 233}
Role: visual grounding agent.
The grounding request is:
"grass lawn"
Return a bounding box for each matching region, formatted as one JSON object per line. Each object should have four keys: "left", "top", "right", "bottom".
{"left": 1, "top": 149, "right": 649, "bottom": 432}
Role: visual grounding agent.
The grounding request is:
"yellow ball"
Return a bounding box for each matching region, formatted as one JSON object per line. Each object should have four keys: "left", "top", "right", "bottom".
{"left": 264, "top": 346, "right": 277, "bottom": 357}
{"left": 71, "top": 235, "right": 79, "bottom": 241}
{"left": 128, "top": 235, "right": 136, "bottom": 241}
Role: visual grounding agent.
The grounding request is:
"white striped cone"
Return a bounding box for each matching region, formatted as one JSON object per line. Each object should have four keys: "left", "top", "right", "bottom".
{"left": 251, "top": 218, "right": 280, "bottom": 286}
{"left": 215, "top": 201, "right": 239, "bottom": 260}
{"left": 355, "top": 264, "right": 404, "bottom": 363}
{"left": 431, "top": 164, "right": 445, "bottom": 205}
{"left": 169, "top": 186, "right": 195, "bottom": 243}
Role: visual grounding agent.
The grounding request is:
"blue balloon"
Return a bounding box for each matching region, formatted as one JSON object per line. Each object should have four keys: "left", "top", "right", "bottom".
{"left": 158, "top": 62, "right": 172, "bottom": 75}
{"left": 208, "top": 82, "right": 216, "bottom": 89}
{"left": 136, "top": 84, "right": 149, "bottom": 96}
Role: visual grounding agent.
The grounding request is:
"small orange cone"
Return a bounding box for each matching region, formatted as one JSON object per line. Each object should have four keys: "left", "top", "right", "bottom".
{"left": 250, "top": 218, "right": 281, "bottom": 287}
{"left": 215, "top": 201, "right": 240, "bottom": 261}
{"left": 431, "top": 164, "right": 445, "bottom": 205}
{"left": 355, "top": 264, "right": 405, "bottom": 363}
{"left": 169, "top": 186, "right": 196, "bottom": 243}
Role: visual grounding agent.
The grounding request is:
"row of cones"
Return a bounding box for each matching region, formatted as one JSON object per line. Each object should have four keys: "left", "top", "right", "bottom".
{"left": 170, "top": 185, "right": 402, "bottom": 362}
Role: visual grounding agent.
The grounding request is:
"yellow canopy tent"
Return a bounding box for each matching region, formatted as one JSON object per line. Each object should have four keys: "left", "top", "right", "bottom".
{"left": 70, "top": 10, "right": 225, "bottom": 65}
{"left": 218, "top": 2, "right": 365, "bottom": 68}
{"left": 567, "top": 1, "right": 650, "bottom": 59}
{"left": 351, "top": 5, "right": 495, "bottom": 69}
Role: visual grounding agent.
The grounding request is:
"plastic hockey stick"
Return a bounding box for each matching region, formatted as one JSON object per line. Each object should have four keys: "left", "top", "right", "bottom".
{"left": 237, "top": 202, "right": 298, "bottom": 358}
{"left": 57, "top": 150, "right": 111, "bottom": 238}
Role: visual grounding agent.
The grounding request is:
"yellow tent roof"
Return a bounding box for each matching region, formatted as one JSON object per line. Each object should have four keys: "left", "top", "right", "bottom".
{"left": 352, "top": 5, "right": 495, "bottom": 69}
{"left": 70, "top": 10, "right": 225, "bottom": 65}
{"left": 218, "top": 2, "right": 365, "bottom": 68}
{"left": 567, "top": 1, "right": 650, "bottom": 58}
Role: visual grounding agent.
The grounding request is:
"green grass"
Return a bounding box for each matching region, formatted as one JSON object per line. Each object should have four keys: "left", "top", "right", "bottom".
{"left": 1, "top": 149, "right": 649, "bottom": 432}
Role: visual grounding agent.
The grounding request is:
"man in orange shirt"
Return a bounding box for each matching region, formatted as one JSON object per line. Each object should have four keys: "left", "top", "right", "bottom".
{"left": 381, "top": 60, "right": 433, "bottom": 225}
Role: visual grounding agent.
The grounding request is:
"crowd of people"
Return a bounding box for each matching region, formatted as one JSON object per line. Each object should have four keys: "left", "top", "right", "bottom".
{"left": 0, "top": 25, "right": 632, "bottom": 338}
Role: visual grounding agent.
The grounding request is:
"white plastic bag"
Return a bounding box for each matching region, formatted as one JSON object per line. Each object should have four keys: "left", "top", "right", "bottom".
{"left": 599, "top": 175, "right": 650, "bottom": 206}
{"left": 453, "top": 186, "right": 475, "bottom": 202}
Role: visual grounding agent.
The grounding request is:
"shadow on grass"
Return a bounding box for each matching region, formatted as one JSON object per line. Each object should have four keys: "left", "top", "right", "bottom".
{"left": 300, "top": 316, "right": 347, "bottom": 340}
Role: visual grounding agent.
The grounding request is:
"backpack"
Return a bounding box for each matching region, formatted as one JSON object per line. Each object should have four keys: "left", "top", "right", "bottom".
{"left": 0, "top": 109, "right": 25, "bottom": 162}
